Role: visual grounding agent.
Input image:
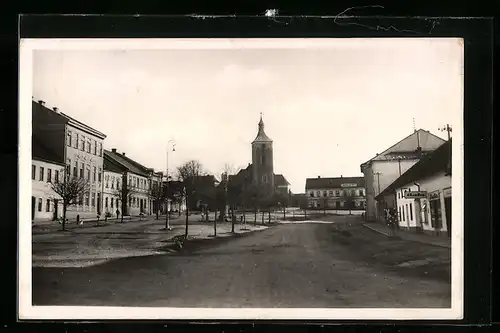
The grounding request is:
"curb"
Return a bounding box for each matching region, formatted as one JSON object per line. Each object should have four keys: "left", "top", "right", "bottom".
{"left": 362, "top": 223, "right": 391, "bottom": 237}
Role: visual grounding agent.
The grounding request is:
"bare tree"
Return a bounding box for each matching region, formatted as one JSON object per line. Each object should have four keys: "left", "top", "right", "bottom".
{"left": 113, "top": 177, "right": 137, "bottom": 223}
{"left": 176, "top": 160, "right": 205, "bottom": 238}
{"left": 50, "top": 169, "right": 90, "bottom": 231}
{"left": 149, "top": 184, "right": 164, "bottom": 220}
{"left": 344, "top": 189, "right": 356, "bottom": 215}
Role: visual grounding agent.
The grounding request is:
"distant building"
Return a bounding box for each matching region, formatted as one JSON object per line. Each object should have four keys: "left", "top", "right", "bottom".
{"left": 375, "top": 139, "right": 452, "bottom": 237}
{"left": 104, "top": 148, "right": 152, "bottom": 216}
{"left": 32, "top": 100, "right": 106, "bottom": 220}
{"left": 360, "top": 129, "right": 446, "bottom": 222}
{"left": 31, "top": 136, "right": 65, "bottom": 222}
{"left": 305, "top": 176, "right": 366, "bottom": 210}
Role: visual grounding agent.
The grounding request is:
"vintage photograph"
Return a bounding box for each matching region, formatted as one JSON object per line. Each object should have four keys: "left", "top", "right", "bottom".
{"left": 19, "top": 38, "right": 463, "bottom": 320}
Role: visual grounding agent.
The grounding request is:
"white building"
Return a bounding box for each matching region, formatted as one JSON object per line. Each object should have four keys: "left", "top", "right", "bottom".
{"left": 305, "top": 176, "right": 366, "bottom": 211}
{"left": 31, "top": 138, "right": 65, "bottom": 222}
{"left": 360, "top": 129, "right": 446, "bottom": 222}
{"left": 32, "top": 100, "right": 107, "bottom": 221}
{"left": 104, "top": 148, "right": 153, "bottom": 217}
{"left": 375, "top": 140, "right": 452, "bottom": 237}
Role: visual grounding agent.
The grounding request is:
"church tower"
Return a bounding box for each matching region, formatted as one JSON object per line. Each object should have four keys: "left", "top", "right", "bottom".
{"left": 252, "top": 114, "right": 274, "bottom": 192}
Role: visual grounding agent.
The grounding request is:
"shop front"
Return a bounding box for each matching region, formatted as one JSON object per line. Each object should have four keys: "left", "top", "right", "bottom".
{"left": 443, "top": 187, "right": 452, "bottom": 237}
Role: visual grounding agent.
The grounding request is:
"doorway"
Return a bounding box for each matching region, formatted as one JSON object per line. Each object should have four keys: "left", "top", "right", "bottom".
{"left": 445, "top": 197, "right": 452, "bottom": 237}
{"left": 53, "top": 199, "right": 59, "bottom": 221}
{"left": 31, "top": 196, "right": 36, "bottom": 220}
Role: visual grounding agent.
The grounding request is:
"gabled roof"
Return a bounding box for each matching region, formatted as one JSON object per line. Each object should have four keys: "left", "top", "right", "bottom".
{"left": 306, "top": 176, "right": 365, "bottom": 190}
{"left": 32, "top": 135, "right": 65, "bottom": 165}
{"left": 375, "top": 139, "right": 451, "bottom": 200}
{"left": 274, "top": 174, "right": 290, "bottom": 186}
{"left": 360, "top": 129, "right": 446, "bottom": 171}
{"left": 104, "top": 150, "right": 149, "bottom": 177}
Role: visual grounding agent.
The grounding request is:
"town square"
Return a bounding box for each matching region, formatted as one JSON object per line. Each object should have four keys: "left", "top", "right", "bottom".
{"left": 24, "top": 38, "right": 460, "bottom": 313}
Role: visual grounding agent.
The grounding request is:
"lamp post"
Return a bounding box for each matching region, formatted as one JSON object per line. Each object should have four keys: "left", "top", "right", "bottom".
{"left": 165, "top": 140, "right": 176, "bottom": 230}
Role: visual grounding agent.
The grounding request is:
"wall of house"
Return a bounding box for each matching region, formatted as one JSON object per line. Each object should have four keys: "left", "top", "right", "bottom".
{"left": 31, "top": 159, "right": 65, "bottom": 222}
{"left": 364, "top": 159, "right": 419, "bottom": 221}
{"left": 64, "top": 124, "right": 105, "bottom": 220}
{"left": 395, "top": 172, "right": 451, "bottom": 235}
{"left": 102, "top": 170, "right": 122, "bottom": 217}
{"left": 126, "top": 172, "right": 150, "bottom": 216}
{"left": 306, "top": 187, "right": 366, "bottom": 210}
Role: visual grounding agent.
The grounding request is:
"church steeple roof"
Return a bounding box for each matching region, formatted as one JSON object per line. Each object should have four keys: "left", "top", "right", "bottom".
{"left": 252, "top": 113, "right": 272, "bottom": 143}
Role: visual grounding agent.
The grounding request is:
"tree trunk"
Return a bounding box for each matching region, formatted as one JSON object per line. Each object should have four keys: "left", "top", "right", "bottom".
{"left": 165, "top": 200, "right": 170, "bottom": 230}
{"left": 268, "top": 207, "right": 271, "bottom": 224}
{"left": 62, "top": 204, "right": 67, "bottom": 231}
{"left": 261, "top": 211, "right": 264, "bottom": 225}
{"left": 231, "top": 205, "right": 235, "bottom": 233}
{"left": 214, "top": 209, "right": 217, "bottom": 237}
{"left": 254, "top": 208, "right": 257, "bottom": 225}
{"left": 184, "top": 202, "right": 189, "bottom": 238}
{"left": 155, "top": 201, "right": 159, "bottom": 220}
{"left": 283, "top": 205, "right": 286, "bottom": 219}
{"left": 305, "top": 207, "right": 307, "bottom": 220}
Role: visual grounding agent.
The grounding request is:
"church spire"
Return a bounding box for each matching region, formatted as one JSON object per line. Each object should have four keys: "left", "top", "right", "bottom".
{"left": 252, "top": 113, "right": 272, "bottom": 143}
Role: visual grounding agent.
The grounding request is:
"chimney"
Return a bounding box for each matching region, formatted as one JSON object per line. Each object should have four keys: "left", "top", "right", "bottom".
{"left": 111, "top": 148, "right": 117, "bottom": 153}
{"left": 38, "top": 100, "right": 45, "bottom": 106}
{"left": 318, "top": 176, "right": 321, "bottom": 179}
{"left": 53, "top": 106, "right": 59, "bottom": 113}
{"left": 341, "top": 175, "right": 343, "bottom": 178}
{"left": 122, "top": 152, "right": 126, "bottom": 156}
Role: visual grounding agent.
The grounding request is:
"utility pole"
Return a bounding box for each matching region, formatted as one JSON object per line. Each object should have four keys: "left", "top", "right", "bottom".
{"left": 439, "top": 124, "right": 452, "bottom": 141}
{"left": 165, "top": 140, "right": 176, "bottom": 230}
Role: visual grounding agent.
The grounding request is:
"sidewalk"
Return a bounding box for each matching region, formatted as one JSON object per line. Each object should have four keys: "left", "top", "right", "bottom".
{"left": 362, "top": 222, "right": 451, "bottom": 249}
{"left": 32, "top": 220, "right": 268, "bottom": 268}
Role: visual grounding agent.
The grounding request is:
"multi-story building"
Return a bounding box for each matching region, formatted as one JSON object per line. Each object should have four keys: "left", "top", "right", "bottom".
{"left": 104, "top": 148, "right": 153, "bottom": 216}
{"left": 375, "top": 139, "right": 452, "bottom": 237}
{"left": 32, "top": 100, "right": 107, "bottom": 220}
{"left": 148, "top": 168, "right": 164, "bottom": 215}
{"left": 305, "top": 176, "right": 366, "bottom": 210}
{"left": 31, "top": 136, "right": 65, "bottom": 222}
{"left": 360, "top": 129, "right": 446, "bottom": 222}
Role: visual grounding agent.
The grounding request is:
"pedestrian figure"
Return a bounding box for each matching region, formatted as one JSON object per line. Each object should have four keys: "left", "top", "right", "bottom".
{"left": 77, "top": 214, "right": 83, "bottom": 227}
{"left": 116, "top": 209, "right": 120, "bottom": 220}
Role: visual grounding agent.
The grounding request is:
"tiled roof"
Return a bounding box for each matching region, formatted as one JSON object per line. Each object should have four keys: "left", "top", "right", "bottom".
{"left": 104, "top": 150, "right": 149, "bottom": 177}
{"left": 305, "top": 176, "right": 365, "bottom": 190}
{"left": 32, "top": 135, "right": 64, "bottom": 165}
{"left": 375, "top": 139, "right": 451, "bottom": 200}
{"left": 252, "top": 116, "right": 272, "bottom": 143}
{"left": 274, "top": 174, "right": 290, "bottom": 186}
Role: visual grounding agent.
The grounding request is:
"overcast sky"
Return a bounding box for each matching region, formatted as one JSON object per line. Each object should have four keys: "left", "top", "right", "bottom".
{"left": 32, "top": 39, "right": 462, "bottom": 193}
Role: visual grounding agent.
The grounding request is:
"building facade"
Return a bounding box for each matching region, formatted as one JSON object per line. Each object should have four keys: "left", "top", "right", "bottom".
{"left": 32, "top": 137, "right": 66, "bottom": 222}
{"left": 32, "top": 100, "right": 107, "bottom": 220}
{"left": 375, "top": 140, "right": 452, "bottom": 237}
{"left": 104, "top": 149, "right": 152, "bottom": 216}
{"left": 360, "top": 129, "right": 446, "bottom": 222}
{"left": 305, "top": 176, "right": 366, "bottom": 210}
{"left": 102, "top": 168, "right": 123, "bottom": 217}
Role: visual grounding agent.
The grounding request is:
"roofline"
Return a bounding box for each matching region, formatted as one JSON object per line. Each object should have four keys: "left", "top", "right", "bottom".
{"left": 32, "top": 157, "right": 65, "bottom": 167}
{"left": 360, "top": 129, "right": 445, "bottom": 169}
{"left": 375, "top": 140, "right": 451, "bottom": 199}
{"left": 61, "top": 112, "right": 107, "bottom": 139}
{"left": 104, "top": 152, "right": 149, "bottom": 177}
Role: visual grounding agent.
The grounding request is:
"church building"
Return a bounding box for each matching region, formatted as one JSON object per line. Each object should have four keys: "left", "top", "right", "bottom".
{"left": 229, "top": 115, "right": 290, "bottom": 197}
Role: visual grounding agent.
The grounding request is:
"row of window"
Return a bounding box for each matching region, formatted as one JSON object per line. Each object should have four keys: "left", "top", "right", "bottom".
{"left": 128, "top": 175, "right": 149, "bottom": 190}
{"left": 35, "top": 197, "right": 53, "bottom": 212}
{"left": 309, "top": 189, "right": 364, "bottom": 198}
{"left": 105, "top": 174, "right": 121, "bottom": 190}
{"left": 32, "top": 165, "right": 61, "bottom": 183}
{"left": 66, "top": 130, "right": 103, "bottom": 157}
{"left": 309, "top": 200, "right": 366, "bottom": 208}
{"left": 66, "top": 159, "right": 102, "bottom": 183}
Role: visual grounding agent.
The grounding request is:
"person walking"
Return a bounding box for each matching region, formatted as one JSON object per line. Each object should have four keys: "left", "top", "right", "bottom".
{"left": 116, "top": 209, "right": 120, "bottom": 220}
